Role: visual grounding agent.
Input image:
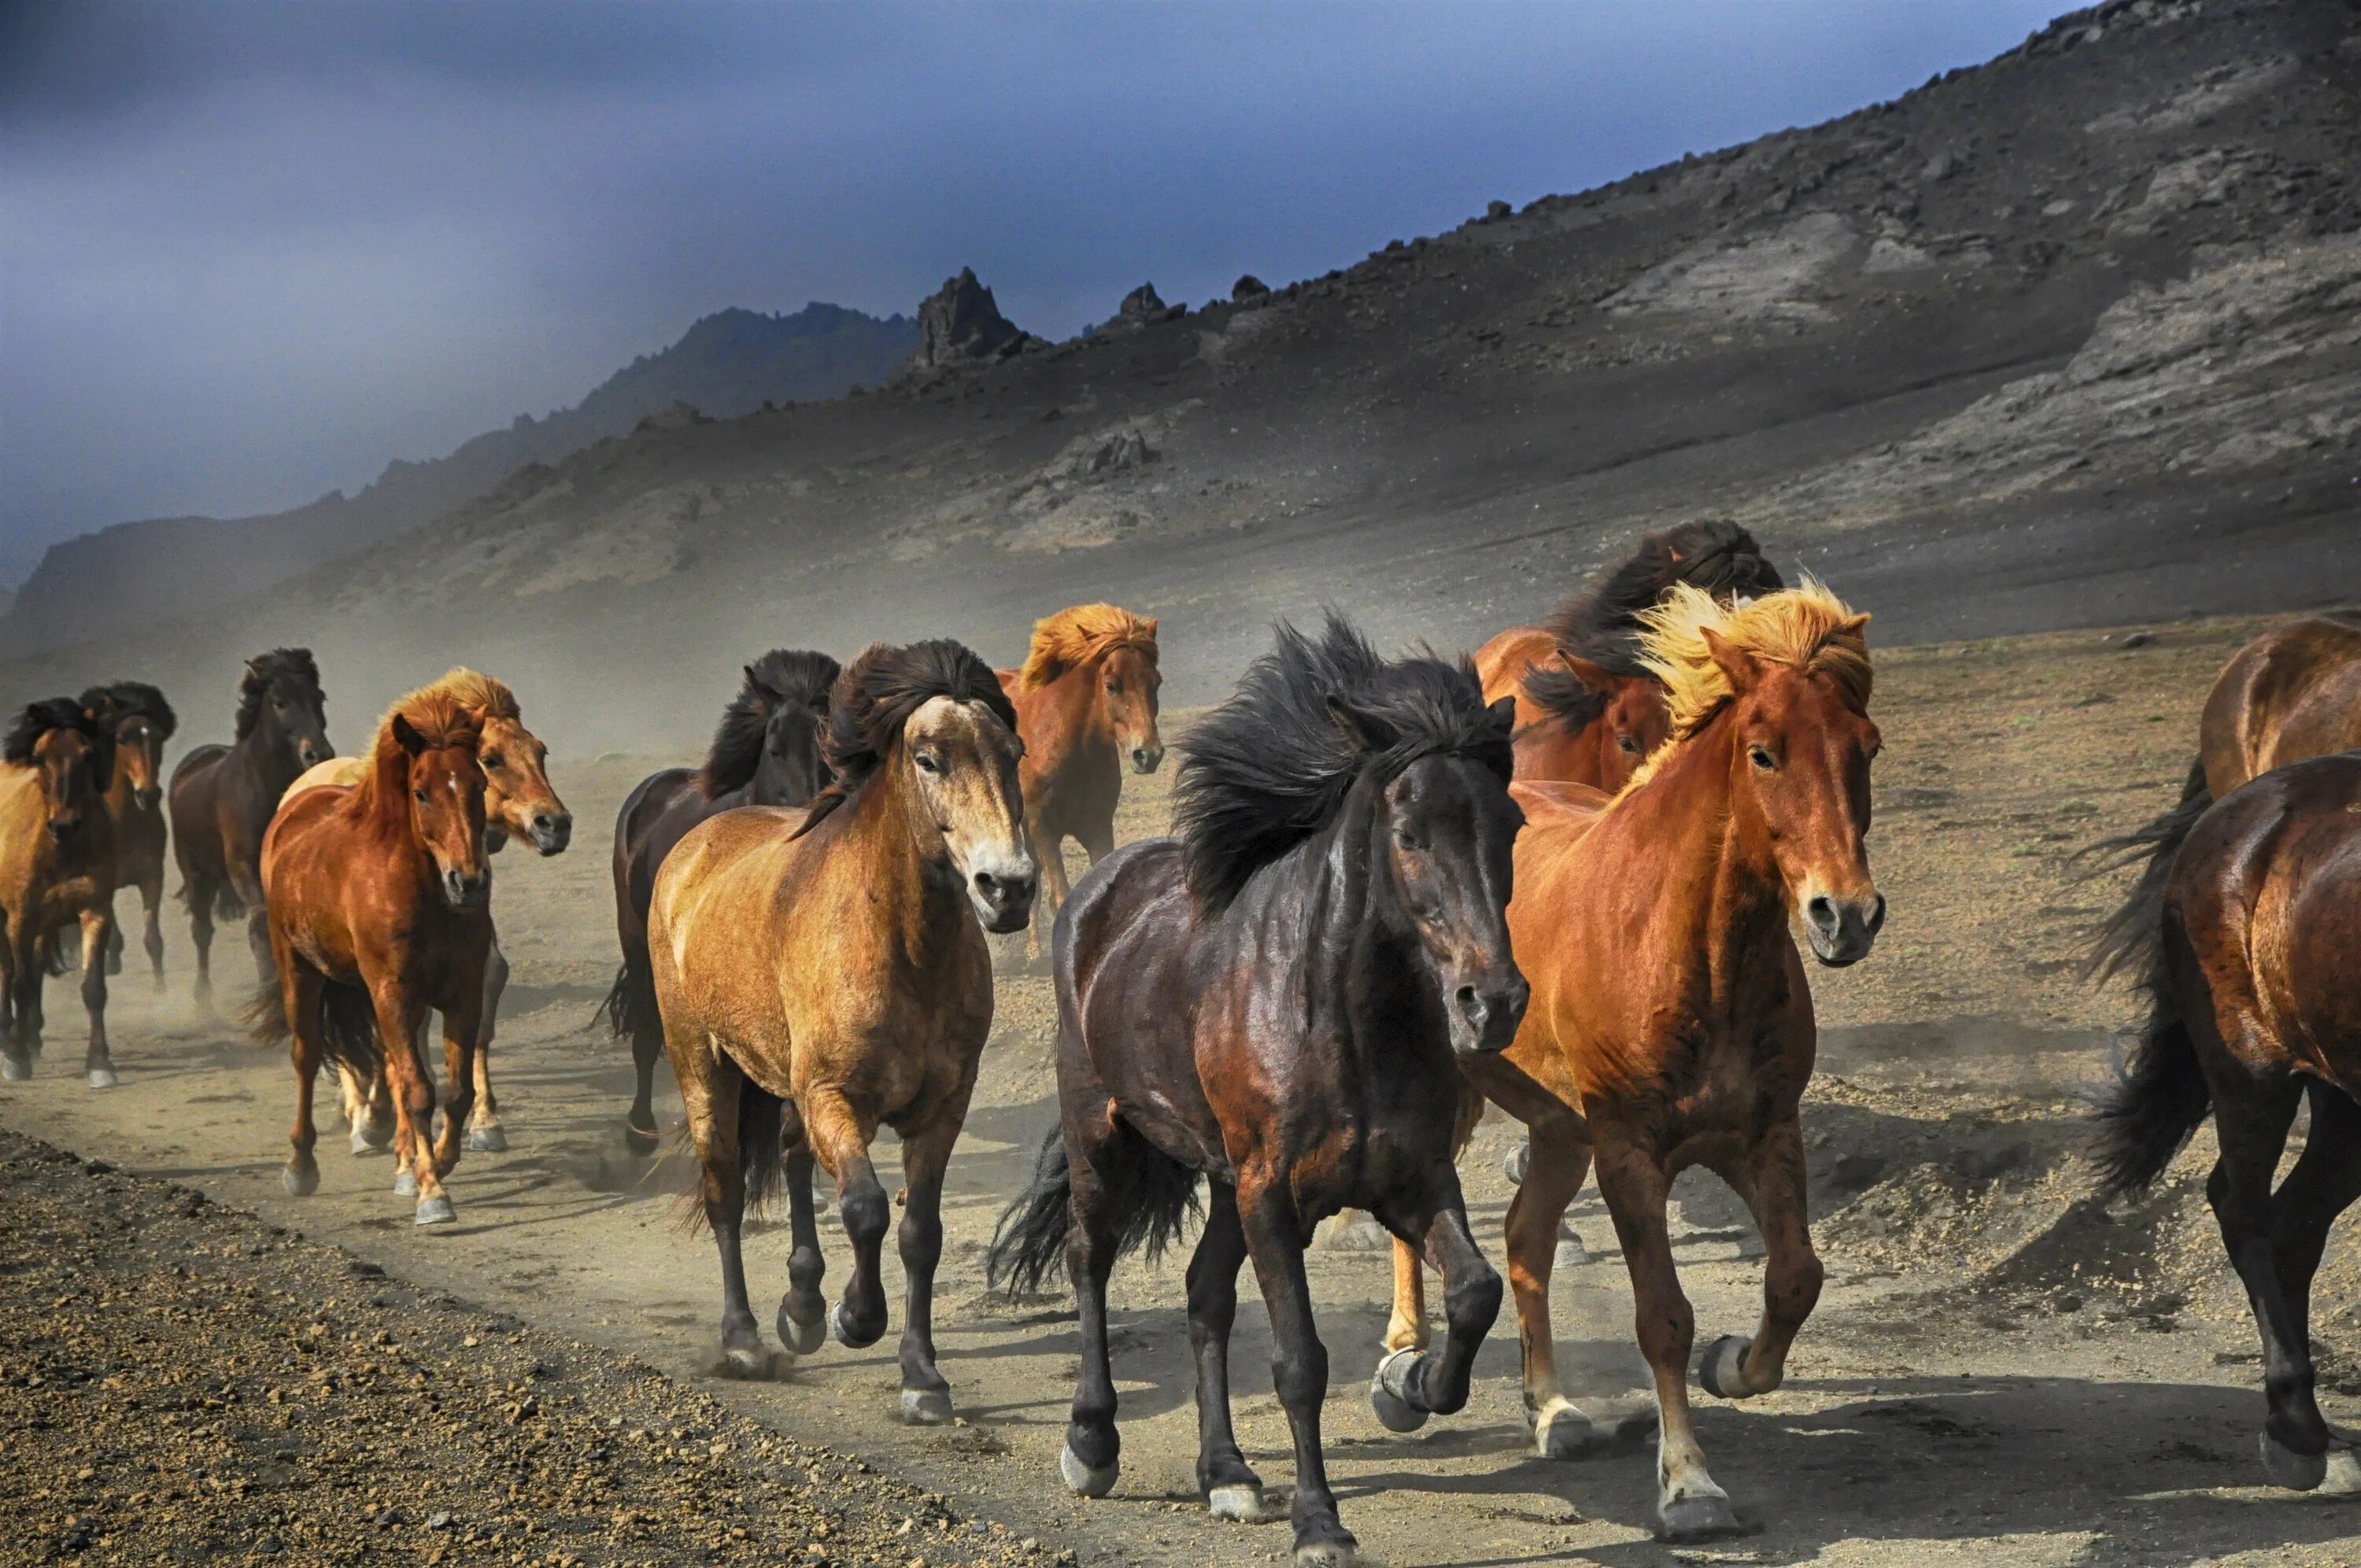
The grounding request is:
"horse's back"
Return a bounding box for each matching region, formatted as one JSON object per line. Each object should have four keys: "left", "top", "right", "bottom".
{"left": 1473, "top": 626, "right": 1554, "bottom": 708}
{"left": 280, "top": 756, "right": 364, "bottom": 806}
{"left": 2204, "top": 616, "right": 2361, "bottom": 794}
{"left": 649, "top": 804, "right": 811, "bottom": 965}
{"left": 260, "top": 783, "right": 353, "bottom": 883}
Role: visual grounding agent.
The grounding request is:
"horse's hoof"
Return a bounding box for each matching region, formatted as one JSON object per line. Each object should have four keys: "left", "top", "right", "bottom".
{"left": 778, "top": 1301, "right": 827, "bottom": 1356}
{"left": 467, "top": 1125, "right": 508, "bottom": 1153}
{"left": 414, "top": 1194, "right": 456, "bottom": 1226}
{"left": 2318, "top": 1444, "right": 2361, "bottom": 1496}
{"left": 900, "top": 1388, "right": 954, "bottom": 1426}
{"left": 393, "top": 1169, "right": 419, "bottom": 1198}
{"left": 1696, "top": 1335, "right": 1753, "bottom": 1400}
{"left": 2261, "top": 1430, "right": 2330, "bottom": 1492}
{"left": 1369, "top": 1348, "right": 1428, "bottom": 1433}
{"left": 717, "top": 1344, "right": 783, "bottom": 1380}
{"left": 1293, "top": 1535, "right": 1358, "bottom": 1568}
{"left": 1657, "top": 1481, "right": 1741, "bottom": 1541}
{"left": 829, "top": 1298, "right": 882, "bottom": 1350}
{"left": 349, "top": 1125, "right": 383, "bottom": 1157}
{"left": 623, "top": 1122, "right": 660, "bottom": 1157}
{"left": 86, "top": 1066, "right": 118, "bottom": 1090}
{"left": 1317, "top": 1214, "right": 1391, "bottom": 1253}
{"left": 1208, "top": 1485, "right": 1287, "bottom": 1524}
{"left": 1059, "top": 1443, "right": 1118, "bottom": 1499}
{"left": 1, "top": 1053, "right": 29, "bottom": 1082}
{"left": 1503, "top": 1142, "right": 1529, "bottom": 1186}
{"left": 1532, "top": 1398, "right": 1598, "bottom": 1460}
{"left": 283, "top": 1161, "right": 320, "bottom": 1197}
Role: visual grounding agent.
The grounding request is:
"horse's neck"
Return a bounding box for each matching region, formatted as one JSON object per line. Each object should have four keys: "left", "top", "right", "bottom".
{"left": 237, "top": 723, "right": 301, "bottom": 795}
{"left": 1044, "top": 666, "right": 1119, "bottom": 761}
{"left": 104, "top": 752, "right": 137, "bottom": 817}
{"left": 1613, "top": 720, "right": 1790, "bottom": 1002}
{"left": 352, "top": 740, "right": 418, "bottom": 847}
{"left": 1293, "top": 785, "right": 1444, "bottom": 1072}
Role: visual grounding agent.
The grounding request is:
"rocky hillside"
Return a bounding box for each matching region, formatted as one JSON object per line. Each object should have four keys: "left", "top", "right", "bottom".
{"left": 6, "top": 0, "right": 2355, "bottom": 754}
{"left": 0, "top": 302, "right": 914, "bottom": 659}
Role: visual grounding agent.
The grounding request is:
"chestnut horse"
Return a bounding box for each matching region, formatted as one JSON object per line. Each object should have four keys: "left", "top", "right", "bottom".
{"left": 996, "top": 603, "right": 1162, "bottom": 952}
{"left": 0, "top": 699, "right": 120, "bottom": 1087}
{"left": 280, "top": 669, "right": 571, "bottom": 1154}
{"left": 168, "top": 647, "right": 330, "bottom": 1003}
{"left": 988, "top": 617, "right": 1525, "bottom": 1568}
{"left": 2093, "top": 748, "right": 2361, "bottom": 1495}
{"left": 2082, "top": 610, "right": 2361, "bottom": 983}
{"left": 600, "top": 648, "right": 838, "bottom": 1153}
{"left": 1389, "top": 581, "right": 1879, "bottom": 1540}
{"left": 80, "top": 681, "right": 177, "bottom": 985}
{"left": 246, "top": 684, "right": 492, "bottom": 1224}
{"left": 650, "top": 640, "right": 1032, "bottom": 1414}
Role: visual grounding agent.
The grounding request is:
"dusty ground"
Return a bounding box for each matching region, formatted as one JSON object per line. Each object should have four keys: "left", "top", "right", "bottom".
{"left": 6, "top": 611, "right": 2361, "bottom": 1567}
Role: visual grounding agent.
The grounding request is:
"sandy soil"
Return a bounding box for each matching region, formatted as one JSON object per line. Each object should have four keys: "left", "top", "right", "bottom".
{"left": 6, "top": 612, "right": 2361, "bottom": 1567}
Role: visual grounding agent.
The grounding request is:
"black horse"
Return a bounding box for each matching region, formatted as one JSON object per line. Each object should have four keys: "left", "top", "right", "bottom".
{"left": 166, "top": 649, "right": 329, "bottom": 1004}
{"left": 989, "top": 615, "right": 1526, "bottom": 1568}
{"left": 598, "top": 649, "right": 839, "bottom": 1153}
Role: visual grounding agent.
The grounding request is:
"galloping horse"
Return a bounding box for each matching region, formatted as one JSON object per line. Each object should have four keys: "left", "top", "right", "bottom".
{"left": 996, "top": 603, "right": 1162, "bottom": 951}
{"left": 280, "top": 669, "right": 571, "bottom": 1154}
{"left": 2092, "top": 749, "right": 2361, "bottom": 1495}
{"left": 1389, "top": 581, "right": 1879, "bottom": 1540}
{"left": 168, "top": 648, "right": 329, "bottom": 1002}
{"left": 650, "top": 640, "right": 1031, "bottom": 1414}
{"left": 246, "top": 684, "right": 492, "bottom": 1224}
{"left": 2082, "top": 611, "right": 2361, "bottom": 983}
{"left": 79, "top": 681, "right": 176, "bottom": 985}
{"left": 0, "top": 699, "right": 120, "bottom": 1087}
{"left": 601, "top": 649, "right": 837, "bottom": 1153}
{"left": 989, "top": 617, "right": 1525, "bottom": 1568}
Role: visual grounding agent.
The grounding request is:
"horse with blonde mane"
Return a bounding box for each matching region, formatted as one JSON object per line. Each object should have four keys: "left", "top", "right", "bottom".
{"left": 0, "top": 699, "right": 120, "bottom": 1087}
{"left": 79, "top": 681, "right": 177, "bottom": 986}
{"left": 247, "top": 683, "right": 493, "bottom": 1225}
{"left": 650, "top": 640, "right": 1033, "bottom": 1413}
{"left": 996, "top": 604, "right": 1162, "bottom": 951}
{"left": 1387, "top": 581, "right": 1881, "bottom": 1540}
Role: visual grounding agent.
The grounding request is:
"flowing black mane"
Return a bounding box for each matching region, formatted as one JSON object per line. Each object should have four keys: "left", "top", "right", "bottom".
{"left": 1177, "top": 613, "right": 1512, "bottom": 913}
{"left": 699, "top": 648, "right": 842, "bottom": 799}
{"left": 79, "top": 680, "right": 178, "bottom": 741}
{"left": 793, "top": 638, "right": 1017, "bottom": 839}
{"left": 6, "top": 695, "right": 114, "bottom": 780}
{"left": 234, "top": 647, "right": 324, "bottom": 740}
{"left": 1539, "top": 520, "right": 1783, "bottom": 664}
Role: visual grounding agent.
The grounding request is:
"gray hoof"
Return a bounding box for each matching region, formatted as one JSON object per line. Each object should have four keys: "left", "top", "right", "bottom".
{"left": 1657, "top": 1482, "right": 1740, "bottom": 1541}
{"left": 623, "top": 1121, "right": 660, "bottom": 1157}
{"left": 1317, "top": 1213, "right": 1391, "bottom": 1253}
{"left": 2319, "top": 1445, "right": 2361, "bottom": 1496}
{"left": 393, "top": 1168, "right": 419, "bottom": 1198}
{"left": 717, "top": 1344, "right": 782, "bottom": 1380}
{"left": 2262, "top": 1430, "right": 2330, "bottom": 1492}
{"left": 414, "top": 1194, "right": 456, "bottom": 1226}
{"left": 1, "top": 1053, "right": 30, "bottom": 1082}
{"left": 1295, "top": 1538, "right": 1358, "bottom": 1568}
{"left": 283, "top": 1160, "right": 320, "bottom": 1197}
{"left": 351, "top": 1122, "right": 391, "bottom": 1156}
{"left": 467, "top": 1124, "right": 508, "bottom": 1153}
{"left": 1208, "top": 1484, "right": 1286, "bottom": 1524}
{"left": 829, "top": 1297, "right": 882, "bottom": 1350}
{"left": 1059, "top": 1442, "right": 1118, "bottom": 1499}
{"left": 1696, "top": 1335, "right": 1753, "bottom": 1400}
{"left": 1532, "top": 1399, "right": 1598, "bottom": 1459}
{"left": 1503, "top": 1142, "right": 1529, "bottom": 1186}
{"left": 778, "top": 1301, "right": 827, "bottom": 1356}
{"left": 87, "top": 1066, "right": 119, "bottom": 1090}
{"left": 900, "top": 1388, "right": 954, "bottom": 1426}
{"left": 1369, "top": 1348, "right": 1428, "bottom": 1433}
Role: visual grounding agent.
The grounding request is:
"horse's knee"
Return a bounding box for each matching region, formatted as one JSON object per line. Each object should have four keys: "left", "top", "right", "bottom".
{"left": 840, "top": 1182, "right": 889, "bottom": 1247}
{"left": 1443, "top": 1256, "right": 1503, "bottom": 1333}
{"left": 1271, "top": 1338, "right": 1328, "bottom": 1411}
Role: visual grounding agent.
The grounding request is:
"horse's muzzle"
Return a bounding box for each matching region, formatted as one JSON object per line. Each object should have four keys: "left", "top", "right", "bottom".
{"left": 135, "top": 786, "right": 163, "bottom": 812}
{"left": 1449, "top": 972, "right": 1530, "bottom": 1057}
{"left": 530, "top": 811, "right": 573, "bottom": 856}
{"left": 1805, "top": 891, "right": 1885, "bottom": 967}
{"left": 442, "top": 867, "right": 492, "bottom": 909}
{"left": 1130, "top": 744, "right": 1166, "bottom": 775}
{"left": 970, "top": 863, "right": 1038, "bottom": 935}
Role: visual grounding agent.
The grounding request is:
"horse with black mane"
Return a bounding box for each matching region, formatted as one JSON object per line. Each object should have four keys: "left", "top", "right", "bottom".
{"left": 79, "top": 681, "right": 177, "bottom": 986}
{"left": 0, "top": 699, "right": 120, "bottom": 1086}
{"left": 168, "top": 648, "right": 330, "bottom": 1003}
{"left": 600, "top": 648, "right": 839, "bottom": 1153}
{"left": 988, "top": 614, "right": 1524, "bottom": 1568}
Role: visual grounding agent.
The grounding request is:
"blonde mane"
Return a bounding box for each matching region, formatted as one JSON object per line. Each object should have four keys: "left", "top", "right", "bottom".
{"left": 1015, "top": 603, "right": 1158, "bottom": 692}
{"left": 413, "top": 667, "right": 521, "bottom": 725}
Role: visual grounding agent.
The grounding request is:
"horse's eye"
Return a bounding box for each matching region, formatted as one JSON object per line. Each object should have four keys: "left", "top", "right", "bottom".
{"left": 413, "top": 788, "right": 428, "bottom": 803}
{"left": 1617, "top": 736, "right": 1640, "bottom": 754}
{"left": 1750, "top": 745, "right": 1775, "bottom": 771}
{"left": 1105, "top": 680, "right": 1121, "bottom": 695}
{"left": 914, "top": 753, "right": 942, "bottom": 776}
{"left": 1395, "top": 828, "right": 1426, "bottom": 852}
{"left": 482, "top": 752, "right": 504, "bottom": 770}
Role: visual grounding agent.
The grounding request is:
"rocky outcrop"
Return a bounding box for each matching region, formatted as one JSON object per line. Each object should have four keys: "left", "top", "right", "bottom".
{"left": 908, "top": 268, "right": 1034, "bottom": 369}
{"left": 1096, "top": 283, "right": 1184, "bottom": 334}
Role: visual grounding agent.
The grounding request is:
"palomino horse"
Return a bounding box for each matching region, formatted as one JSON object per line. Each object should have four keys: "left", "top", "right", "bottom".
{"left": 246, "top": 684, "right": 493, "bottom": 1224}
{"left": 601, "top": 648, "right": 837, "bottom": 1153}
{"left": 1390, "top": 581, "right": 1880, "bottom": 1540}
{"left": 168, "top": 647, "right": 330, "bottom": 1002}
{"left": 650, "top": 640, "right": 1032, "bottom": 1415}
{"left": 2092, "top": 749, "right": 2361, "bottom": 1495}
{"left": 995, "top": 603, "right": 1162, "bottom": 952}
{"left": 80, "top": 681, "right": 177, "bottom": 985}
{"left": 2082, "top": 610, "right": 2361, "bottom": 983}
{"left": 0, "top": 699, "right": 121, "bottom": 1087}
{"left": 280, "top": 669, "right": 571, "bottom": 1155}
{"left": 988, "top": 617, "right": 1525, "bottom": 1568}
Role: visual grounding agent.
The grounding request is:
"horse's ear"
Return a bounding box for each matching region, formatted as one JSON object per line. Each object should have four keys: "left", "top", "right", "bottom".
{"left": 1144, "top": 618, "right": 1158, "bottom": 638}
{"left": 1698, "top": 625, "right": 1764, "bottom": 695}
{"left": 390, "top": 713, "right": 428, "bottom": 756}
{"left": 1555, "top": 651, "right": 1615, "bottom": 694}
{"left": 1325, "top": 694, "right": 1391, "bottom": 754}
{"left": 1838, "top": 611, "right": 1871, "bottom": 638}
{"left": 1485, "top": 695, "right": 1518, "bottom": 736}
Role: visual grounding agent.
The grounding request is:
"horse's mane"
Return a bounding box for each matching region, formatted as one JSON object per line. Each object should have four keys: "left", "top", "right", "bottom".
{"left": 355, "top": 684, "right": 482, "bottom": 832}
{"left": 234, "top": 647, "right": 324, "bottom": 740}
{"left": 5, "top": 697, "right": 113, "bottom": 781}
{"left": 1519, "top": 661, "right": 1612, "bottom": 733}
{"left": 793, "top": 640, "right": 1015, "bottom": 839}
{"left": 413, "top": 667, "right": 519, "bottom": 725}
{"left": 1014, "top": 603, "right": 1158, "bottom": 692}
{"left": 1538, "top": 520, "right": 1784, "bottom": 670}
{"left": 78, "top": 681, "right": 178, "bottom": 741}
{"left": 700, "top": 649, "right": 842, "bottom": 799}
{"left": 1177, "top": 613, "right": 1513, "bottom": 913}
{"left": 1629, "top": 578, "right": 1871, "bottom": 777}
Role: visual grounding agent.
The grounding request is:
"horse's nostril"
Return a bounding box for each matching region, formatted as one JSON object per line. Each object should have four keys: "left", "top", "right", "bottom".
{"left": 1807, "top": 895, "right": 1837, "bottom": 929}
{"left": 1455, "top": 984, "right": 1486, "bottom": 1024}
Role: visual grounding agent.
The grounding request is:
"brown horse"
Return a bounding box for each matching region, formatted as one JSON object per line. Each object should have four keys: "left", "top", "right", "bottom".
{"left": 996, "top": 604, "right": 1162, "bottom": 951}
{"left": 2092, "top": 748, "right": 2361, "bottom": 1494}
{"left": 246, "top": 684, "right": 492, "bottom": 1224}
{"left": 650, "top": 640, "right": 1032, "bottom": 1414}
{"left": 600, "top": 649, "right": 838, "bottom": 1153}
{"left": 1390, "top": 581, "right": 1879, "bottom": 1540}
{"left": 279, "top": 669, "right": 571, "bottom": 1155}
{"left": 2082, "top": 611, "right": 2361, "bottom": 983}
{"left": 0, "top": 699, "right": 120, "bottom": 1087}
{"left": 168, "top": 647, "right": 330, "bottom": 1004}
{"left": 79, "top": 681, "right": 177, "bottom": 986}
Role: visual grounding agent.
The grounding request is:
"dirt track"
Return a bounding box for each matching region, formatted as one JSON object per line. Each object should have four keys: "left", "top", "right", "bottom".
{"left": 6, "top": 612, "right": 2361, "bottom": 1567}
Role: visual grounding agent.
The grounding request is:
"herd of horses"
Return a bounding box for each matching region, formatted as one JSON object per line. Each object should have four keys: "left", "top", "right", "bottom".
{"left": 1, "top": 524, "right": 2356, "bottom": 1559}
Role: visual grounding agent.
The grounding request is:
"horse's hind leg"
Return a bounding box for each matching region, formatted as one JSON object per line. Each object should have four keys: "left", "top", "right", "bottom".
{"left": 802, "top": 1085, "right": 891, "bottom": 1349}
{"left": 186, "top": 876, "right": 216, "bottom": 1008}
{"left": 2210, "top": 1068, "right": 2327, "bottom": 1488}
{"left": 1059, "top": 1113, "right": 1132, "bottom": 1499}
{"left": 1188, "top": 1179, "right": 1280, "bottom": 1521}
{"left": 682, "top": 1051, "right": 772, "bottom": 1377}
{"left": 1698, "top": 1116, "right": 1823, "bottom": 1402}
{"left": 466, "top": 938, "right": 509, "bottom": 1153}
{"left": 1236, "top": 1171, "right": 1357, "bottom": 1566}
{"left": 0, "top": 926, "right": 32, "bottom": 1081}
{"left": 282, "top": 965, "right": 326, "bottom": 1197}
{"left": 2264, "top": 1084, "right": 2361, "bottom": 1492}
{"left": 891, "top": 1101, "right": 970, "bottom": 1424}
{"left": 78, "top": 908, "right": 116, "bottom": 1087}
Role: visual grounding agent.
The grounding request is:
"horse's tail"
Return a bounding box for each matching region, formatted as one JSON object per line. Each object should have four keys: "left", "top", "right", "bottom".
{"left": 2089, "top": 903, "right": 2212, "bottom": 1201}
{"left": 592, "top": 957, "right": 660, "bottom": 1043}
{"left": 240, "top": 980, "right": 288, "bottom": 1047}
{"left": 986, "top": 1126, "right": 1203, "bottom": 1296}
{"left": 676, "top": 1078, "right": 787, "bottom": 1230}
{"left": 2077, "top": 754, "right": 2210, "bottom": 986}
{"left": 241, "top": 976, "right": 379, "bottom": 1073}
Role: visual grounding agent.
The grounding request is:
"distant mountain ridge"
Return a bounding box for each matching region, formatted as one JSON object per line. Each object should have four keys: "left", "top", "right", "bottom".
{"left": 0, "top": 301, "right": 915, "bottom": 658}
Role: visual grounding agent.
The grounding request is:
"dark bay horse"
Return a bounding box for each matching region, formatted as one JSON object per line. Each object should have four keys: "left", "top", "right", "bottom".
{"left": 1390, "top": 582, "right": 1879, "bottom": 1540}
{"left": 0, "top": 699, "right": 120, "bottom": 1087}
{"left": 246, "top": 684, "right": 491, "bottom": 1224}
{"left": 168, "top": 647, "right": 329, "bottom": 1003}
{"left": 988, "top": 616, "right": 1525, "bottom": 1568}
{"left": 650, "top": 641, "right": 1031, "bottom": 1414}
{"left": 80, "top": 681, "right": 176, "bottom": 985}
{"left": 996, "top": 603, "right": 1162, "bottom": 954}
{"left": 601, "top": 648, "right": 838, "bottom": 1153}
{"left": 2093, "top": 748, "right": 2361, "bottom": 1495}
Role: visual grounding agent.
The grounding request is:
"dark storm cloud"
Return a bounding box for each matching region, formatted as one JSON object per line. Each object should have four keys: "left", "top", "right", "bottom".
{"left": 0, "top": 1, "right": 2068, "bottom": 575}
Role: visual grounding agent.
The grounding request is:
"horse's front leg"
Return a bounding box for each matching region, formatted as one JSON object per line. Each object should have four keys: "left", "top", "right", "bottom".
{"left": 281, "top": 963, "right": 327, "bottom": 1197}
{"left": 427, "top": 985, "right": 482, "bottom": 1182}
{"left": 0, "top": 927, "right": 34, "bottom": 1079}
{"left": 774, "top": 1120, "right": 829, "bottom": 1355}
{"left": 77, "top": 907, "right": 116, "bottom": 1087}
{"left": 466, "top": 936, "right": 509, "bottom": 1153}
{"left": 802, "top": 1084, "right": 890, "bottom": 1348}
{"left": 891, "top": 1098, "right": 970, "bottom": 1424}
{"left": 1698, "top": 1116, "right": 1823, "bottom": 1403}
{"left": 1237, "top": 1173, "right": 1354, "bottom": 1568}
{"left": 1024, "top": 811, "right": 1070, "bottom": 962}
{"left": 186, "top": 877, "right": 216, "bottom": 1008}
{"left": 140, "top": 872, "right": 166, "bottom": 986}
{"left": 1191, "top": 1179, "right": 1283, "bottom": 1522}
{"left": 371, "top": 980, "right": 449, "bottom": 1224}
{"left": 1369, "top": 1178, "right": 1502, "bottom": 1434}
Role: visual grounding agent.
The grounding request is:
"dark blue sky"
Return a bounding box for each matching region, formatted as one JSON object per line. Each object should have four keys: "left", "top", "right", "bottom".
{"left": 0, "top": 1, "right": 2067, "bottom": 577}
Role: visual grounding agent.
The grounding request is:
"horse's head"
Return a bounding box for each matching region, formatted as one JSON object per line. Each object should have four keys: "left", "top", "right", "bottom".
{"left": 6, "top": 699, "right": 113, "bottom": 843}
{"left": 1097, "top": 636, "right": 1165, "bottom": 775}
{"left": 242, "top": 651, "right": 330, "bottom": 771}
{"left": 1523, "top": 651, "right": 1669, "bottom": 793}
{"left": 903, "top": 694, "right": 1036, "bottom": 933}
{"left": 752, "top": 685, "right": 830, "bottom": 806}
{"left": 116, "top": 714, "right": 167, "bottom": 810}
{"left": 393, "top": 711, "right": 490, "bottom": 909}
{"left": 477, "top": 712, "right": 571, "bottom": 857}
